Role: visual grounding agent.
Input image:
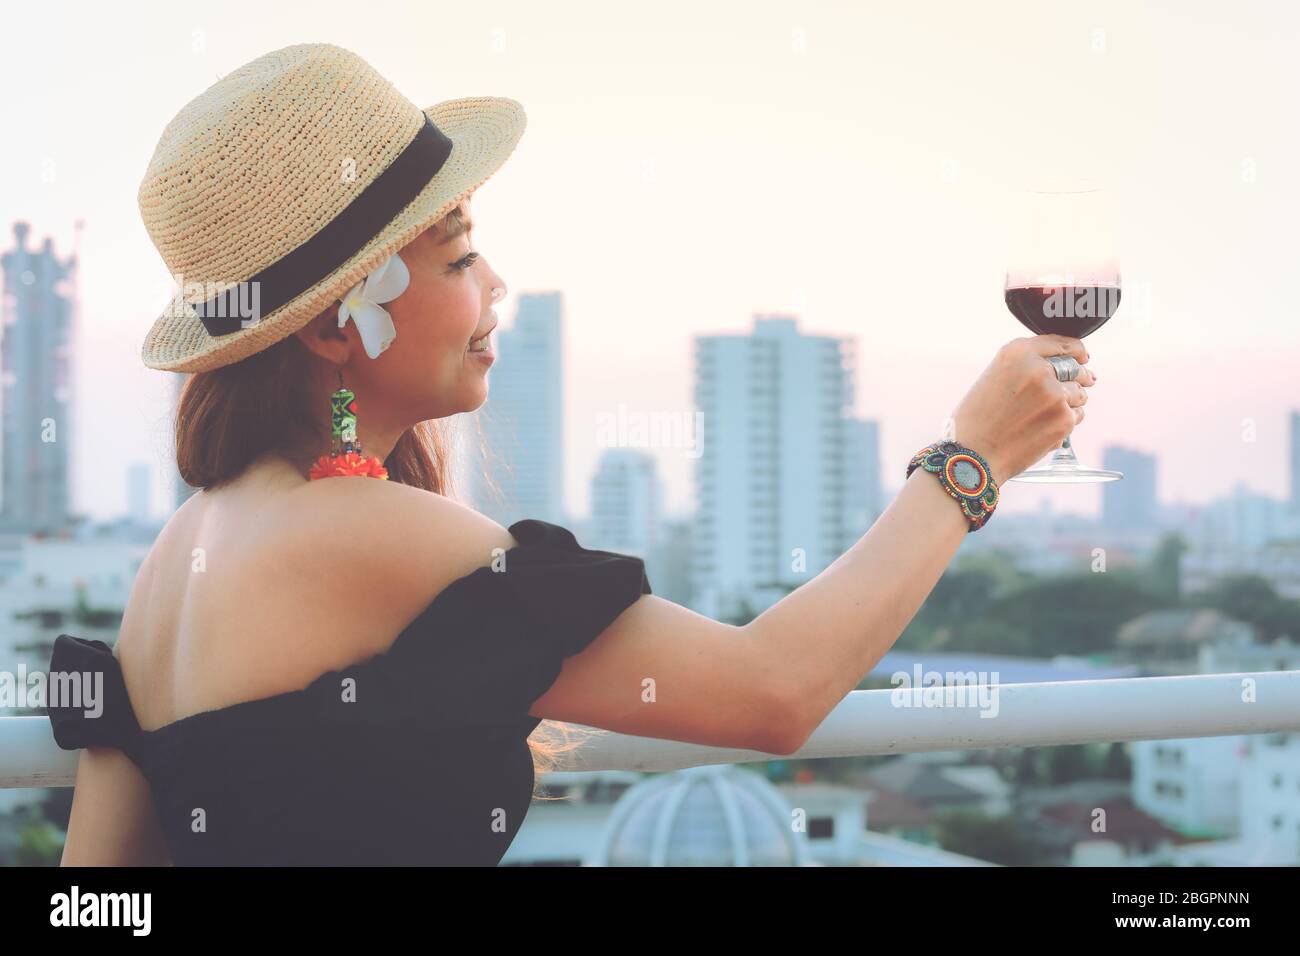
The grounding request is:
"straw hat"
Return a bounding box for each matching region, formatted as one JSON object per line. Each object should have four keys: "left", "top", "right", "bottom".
{"left": 138, "top": 42, "right": 526, "bottom": 373}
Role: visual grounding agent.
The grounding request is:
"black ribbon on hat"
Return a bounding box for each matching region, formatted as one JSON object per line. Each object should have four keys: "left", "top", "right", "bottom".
{"left": 190, "top": 114, "right": 453, "bottom": 337}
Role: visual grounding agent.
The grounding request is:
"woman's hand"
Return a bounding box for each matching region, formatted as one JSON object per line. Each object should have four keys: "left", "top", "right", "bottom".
{"left": 950, "top": 334, "right": 1097, "bottom": 485}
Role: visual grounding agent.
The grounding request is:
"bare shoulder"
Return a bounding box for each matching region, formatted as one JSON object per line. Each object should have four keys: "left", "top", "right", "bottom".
{"left": 277, "top": 477, "right": 519, "bottom": 621}
{"left": 263, "top": 479, "right": 786, "bottom": 755}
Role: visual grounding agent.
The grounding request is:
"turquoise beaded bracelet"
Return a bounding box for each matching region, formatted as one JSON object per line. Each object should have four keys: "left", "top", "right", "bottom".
{"left": 906, "top": 440, "right": 1000, "bottom": 533}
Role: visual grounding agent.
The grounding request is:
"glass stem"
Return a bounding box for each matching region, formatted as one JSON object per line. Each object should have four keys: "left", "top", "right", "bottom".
{"left": 1049, "top": 434, "right": 1080, "bottom": 468}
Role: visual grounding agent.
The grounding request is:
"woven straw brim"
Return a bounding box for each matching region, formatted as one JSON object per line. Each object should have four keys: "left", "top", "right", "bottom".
{"left": 141, "top": 96, "right": 525, "bottom": 373}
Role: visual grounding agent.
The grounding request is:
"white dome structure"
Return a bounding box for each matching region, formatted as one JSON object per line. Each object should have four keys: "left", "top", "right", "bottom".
{"left": 589, "top": 765, "right": 815, "bottom": 866}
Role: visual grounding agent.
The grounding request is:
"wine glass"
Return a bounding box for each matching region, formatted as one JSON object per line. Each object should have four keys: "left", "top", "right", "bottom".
{"left": 1003, "top": 186, "right": 1123, "bottom": 483}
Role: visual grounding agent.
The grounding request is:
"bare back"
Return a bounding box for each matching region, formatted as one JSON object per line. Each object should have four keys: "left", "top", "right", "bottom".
{"left": 114, "top": 475, "right": 514, "bottom": 735}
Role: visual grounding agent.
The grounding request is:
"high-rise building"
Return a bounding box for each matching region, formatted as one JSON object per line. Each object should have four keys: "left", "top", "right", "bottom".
{"left": 1101, "top": 445, "right": 1158, "bottom": 531}
{"left": 691, "top": 315, "right": 856, "bottom": 621}
{"left": 0, "top": 222, "right": 78, "bottom": 533}
{"left": 1179, "top": 483, "right": 1297, "bottom": 552}
{"left": 589, "top": 448, "right": 662, "bottom": 557}
{"left": 460, "top": 292, "right": 565, "bottom": 526}
{"left": 844, "top": 417, "right": 883, "bottom": 537}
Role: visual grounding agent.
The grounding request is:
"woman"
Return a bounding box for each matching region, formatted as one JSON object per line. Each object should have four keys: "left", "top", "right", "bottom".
{"left": 47, "top": 43, "right": 1094, "bottom": 865}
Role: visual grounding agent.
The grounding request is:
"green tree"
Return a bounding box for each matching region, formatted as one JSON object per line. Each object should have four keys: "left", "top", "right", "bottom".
{"left": 1047, "top": 744, "right": 1090, "bottom": 784}
{"left": 935, "top": 810, "right": 1044, "bottom": 866}
{"left": 898, "top": 566, "right": 1008, "bottom": 651}
{"left": 962, "top": 572, "right": 1170, "bottom": 657}
{"left": 1145, "top": 533, "right": 1189, "bottom": 601}
{"left": 951, "top": 550, "right": 1034, "bottom": 594}
{"left": 40, "top": 787, "right": 74, "bottom": 830}
{"left": 923, "top": 568, "right": 1001, "bottom": 622}
{"left": 1015, "top": 747, "right": 1040, "bottom": 786}
{"left": 1190, "top": 574, "right": 1300, "bottom": 642}
{"left": 14, "top": 823, "right": 63, "bottom": 867}
{"left": 1103, "top": 742, "right": 1131, "bottom": 780}
{"left": 943, "top": 615, "right": 1036, "bottom": 656}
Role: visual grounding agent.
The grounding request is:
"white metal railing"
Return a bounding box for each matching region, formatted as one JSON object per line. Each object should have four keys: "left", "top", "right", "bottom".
{"left": 4, "top": 671, "right": 1299, "bottom": 786}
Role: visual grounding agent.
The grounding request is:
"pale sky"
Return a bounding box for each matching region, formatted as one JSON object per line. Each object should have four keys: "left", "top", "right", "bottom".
{"left": 3, "top": 0, "right": 1297, "bottom": 522}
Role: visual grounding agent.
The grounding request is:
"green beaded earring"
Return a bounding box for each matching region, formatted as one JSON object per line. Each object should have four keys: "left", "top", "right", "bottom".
{"left": 309, "top": 366, "right": 389, "bottom": 480}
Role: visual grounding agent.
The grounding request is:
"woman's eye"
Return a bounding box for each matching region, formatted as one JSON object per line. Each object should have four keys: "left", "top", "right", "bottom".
{"left": 452, "top": 251, "right": 481, "bottom": 272}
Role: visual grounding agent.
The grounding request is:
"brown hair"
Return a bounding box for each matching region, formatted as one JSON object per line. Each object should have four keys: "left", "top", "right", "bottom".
{"left": 172, "top": 204, "right": 602, "bottom": 799}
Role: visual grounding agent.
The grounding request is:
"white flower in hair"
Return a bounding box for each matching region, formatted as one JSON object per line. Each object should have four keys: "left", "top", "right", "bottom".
{"left": 338, "top": 252, "right": 410, "bottom": 359}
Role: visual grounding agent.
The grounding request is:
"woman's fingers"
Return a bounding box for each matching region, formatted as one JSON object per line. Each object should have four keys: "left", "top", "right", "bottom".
{"left": 1062, "top": 381, "right": 1088, "bottom": 407}
{"left": 1025, "top": 333, "right": 1090, "bottom": 366}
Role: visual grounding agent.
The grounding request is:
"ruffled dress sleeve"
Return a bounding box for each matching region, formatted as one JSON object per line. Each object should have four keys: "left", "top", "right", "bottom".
{"left": 362, "top": 518, "right": 653, "bottom": 730}
{"left": 46, "top": 634, "right": 144, "bottom": 761}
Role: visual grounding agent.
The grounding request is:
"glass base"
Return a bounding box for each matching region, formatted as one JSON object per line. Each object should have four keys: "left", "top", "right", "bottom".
{"left": 1006, "top": 434, "right": 1123, "bottom": 483}
{"left": 1009, "top": 465, "right": 1124, "bottom": 483}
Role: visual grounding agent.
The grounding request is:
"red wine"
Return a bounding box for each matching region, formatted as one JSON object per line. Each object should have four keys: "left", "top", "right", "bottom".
{"left": 1004, "top": 285, "right": 1121, "bottom": 338}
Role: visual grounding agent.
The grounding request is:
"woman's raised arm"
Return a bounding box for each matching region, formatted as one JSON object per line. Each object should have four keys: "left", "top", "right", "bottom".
{"left": 741, "top": 333, "right": 1095, "bottom": 752}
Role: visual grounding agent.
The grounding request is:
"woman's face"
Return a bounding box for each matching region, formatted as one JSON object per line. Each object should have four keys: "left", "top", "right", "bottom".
{"left": 375, "top": 197, "right": 505, "bottom": 419}
{"left": 298, "top": 196, "right": 507, "bottom": 440}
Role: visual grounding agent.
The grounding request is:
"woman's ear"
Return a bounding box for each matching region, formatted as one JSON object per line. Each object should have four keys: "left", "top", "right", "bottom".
{"left": 292, "top": 302, "right": 353, "bottom": 365}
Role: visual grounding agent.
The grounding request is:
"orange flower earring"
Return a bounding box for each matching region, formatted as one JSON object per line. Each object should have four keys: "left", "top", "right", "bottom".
{"left": 309, "top": 366, "right": 389, "bottom": 480}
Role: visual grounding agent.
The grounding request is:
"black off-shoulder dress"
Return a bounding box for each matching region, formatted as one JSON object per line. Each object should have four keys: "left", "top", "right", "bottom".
{"left": 46, "top": 519, "right": 652, "bottom": 866}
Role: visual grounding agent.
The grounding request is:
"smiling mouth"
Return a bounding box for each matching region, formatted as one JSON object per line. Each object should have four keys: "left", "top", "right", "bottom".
{"left": 467, "top": 317, "right": 498, "bottom": 352}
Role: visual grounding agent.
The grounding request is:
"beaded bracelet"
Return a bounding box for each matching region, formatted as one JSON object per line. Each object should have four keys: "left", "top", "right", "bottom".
{"left": 906, "top": 440, "right": 1000, "bottom": 533}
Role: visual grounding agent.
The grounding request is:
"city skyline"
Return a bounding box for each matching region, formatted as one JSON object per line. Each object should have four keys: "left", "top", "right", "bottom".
{"left": 2, "top": 0, "right": 1298, "bottom": 523}
{"left": 6, "top": 218, "right": 1300, "bottom": 532}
